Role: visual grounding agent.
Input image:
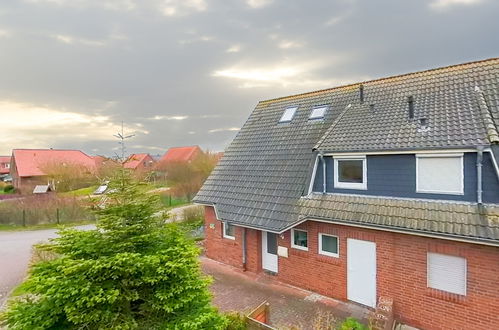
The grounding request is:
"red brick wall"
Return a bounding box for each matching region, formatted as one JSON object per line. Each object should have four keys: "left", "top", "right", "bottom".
{"left": 204, "top": 210, "right": 499, "bottom": 329}
{"left": 203, "top": 206, "right": 261, "bottom": 272}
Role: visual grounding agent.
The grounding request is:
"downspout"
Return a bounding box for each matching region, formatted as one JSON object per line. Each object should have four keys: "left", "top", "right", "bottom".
{"left": 242, "top": 227, "right": 247, "bottom": 271}
{"left": 319, "top": 152, "right": 326, "bottom": 194}
{"left": 476, "top": 147, "right": 483, "bottom": 205}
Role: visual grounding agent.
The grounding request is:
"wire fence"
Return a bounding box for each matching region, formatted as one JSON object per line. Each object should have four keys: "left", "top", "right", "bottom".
{"left": 0, "top": 195, "right": 94, "bottom": 226}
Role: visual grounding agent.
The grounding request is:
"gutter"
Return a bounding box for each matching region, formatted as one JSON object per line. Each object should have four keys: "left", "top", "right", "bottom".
{"left": 477, "top": 147, "right": 483, "bottom": 204}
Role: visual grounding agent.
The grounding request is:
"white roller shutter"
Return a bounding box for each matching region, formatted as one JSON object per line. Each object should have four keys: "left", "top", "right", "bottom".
{"left": 416, "top": 154, "right": 463, "bottom": 194}
{"left": 427, "top": 252, "right": 467, "bottom": 295}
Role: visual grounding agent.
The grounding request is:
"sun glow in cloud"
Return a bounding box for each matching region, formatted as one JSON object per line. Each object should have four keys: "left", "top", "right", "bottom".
{"left": 430, "top": 0, "right": 483, "bottom": 10}
{"left": 212, "top": 60, "right": 349, "bottom": 89}
{"left": 160, "top": 0, "right": 207, "bottom": 17}
{"left": 208, "top": 127, "right": 240, "bottom": 133}
{"left": 0, "top": 101, "right": 144, "bottom": 154}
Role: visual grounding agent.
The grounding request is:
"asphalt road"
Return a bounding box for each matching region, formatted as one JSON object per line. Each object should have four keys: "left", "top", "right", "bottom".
{"left": 0, "top": 225, "right": 94, "bottom": 309}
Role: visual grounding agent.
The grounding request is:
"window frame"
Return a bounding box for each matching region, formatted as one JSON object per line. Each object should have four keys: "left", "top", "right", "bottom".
{"left": 222, "top": 222, "right": 235, "bottom": 240}
{"left": 291, "top": 228, "right": 308, "bottom": 251}
{"left": 309, "top": 105, "right": 328, "bottom": 120}
{"left": 333, "top": 155, "right": 367, "bottom": 190}
{"left": 279, "top": 106, "right": 298, "bottom": 123}
{"left": 416, "top": 153, "right": 464, "bottom": 195}
{"left": 318, "top": 233, "right": 339, "bottom": 258}
{"left": 427, "top": 252, "right": 467, "bottom": 296}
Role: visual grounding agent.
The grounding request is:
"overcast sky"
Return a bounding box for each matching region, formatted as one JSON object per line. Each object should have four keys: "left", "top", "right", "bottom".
{"left": 0, "top": 0, "right": 498, "bottom": 157}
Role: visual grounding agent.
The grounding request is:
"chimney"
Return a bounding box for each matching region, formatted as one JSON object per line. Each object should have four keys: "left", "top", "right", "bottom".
{"left": 408, "top": 96, "right": 414, "bottom": 119}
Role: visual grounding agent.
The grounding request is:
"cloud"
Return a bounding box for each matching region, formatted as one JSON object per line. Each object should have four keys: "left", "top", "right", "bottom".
{"left": 211, "top": 59, "right": 350, "bottom": 89}
{"left": 246, "top": 0, "right": 273, "bottom": 9}
{"left": 278, "top": 40, "right": 304, "bottom": 49}
{"left": 0, "top": 101, "right": 145, "bottom": 154}
{"left": 208, "top": 127, "right": 240, "bottom": 133}
{"left": 52, "top": 34, "right": 107, "bottom": 47}
{"left": 25, "top": 0, "right": 136, "bottom": 11}
{"left": 226, "top": 44, "right": 242, "bottom": 53}
{"left": 149, "top": 115, "right": 189, "bottom": 120}
{"left": 160, "top": 0, "right": 207, "bottom": 17}
{"left": 429, "top": 0, "right": 483, "bottom": 10}
{"left": 0, "top": 29, "right": 11, "bottom": 38}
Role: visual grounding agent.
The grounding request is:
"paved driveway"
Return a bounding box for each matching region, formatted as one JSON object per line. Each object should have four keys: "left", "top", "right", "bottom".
{"left": 0, "top": 225, "right": 94, "bottom": 309}
{"left": 201, "top": 257, "right": 370, "bottom": 329}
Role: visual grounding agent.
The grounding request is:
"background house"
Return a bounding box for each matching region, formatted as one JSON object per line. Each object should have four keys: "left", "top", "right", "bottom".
{"left": 124, "top": 153, "right": 154, "bottom": 171}
{"left": 158, "top": 145, "right": 201, "bottom": 165}
{"left": 11, "top": 149, "right": 96, "bottom": 193}
{"left": 0, "top": 156, "right": 11, "bottom": 181}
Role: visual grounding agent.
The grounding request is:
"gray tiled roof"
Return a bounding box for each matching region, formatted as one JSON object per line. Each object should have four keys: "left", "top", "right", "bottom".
{"left": 315, "top": 58, "right": 499, "bottom": 152}
{"left": 195, "top": 58, "right": 499, "bottom": 244}
{"left": 299, "top": 194, "right": 499, "bottom": 244}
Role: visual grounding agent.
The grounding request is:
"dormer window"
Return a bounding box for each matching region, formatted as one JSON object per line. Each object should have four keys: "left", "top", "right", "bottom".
{"left": 279, "top": 106, "right": 298, "bottom": 123}
{"left": 309, "top": 106, "right": 328, "bottom": 120}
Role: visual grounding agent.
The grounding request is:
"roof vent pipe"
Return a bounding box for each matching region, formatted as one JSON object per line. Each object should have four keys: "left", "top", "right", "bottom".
{"left": 359, "top": 84, "right": 364, "bottom": 104}
{"left": 408, "top": 96, "right": 415, "bottom": 119}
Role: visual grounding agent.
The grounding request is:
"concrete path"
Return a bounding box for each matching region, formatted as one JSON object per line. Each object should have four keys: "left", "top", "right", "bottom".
{"left": 0, "top": 225, "right": 94, "bottom": 309}
{"left": 201, "top": 256, "right": 370, "bottom": 329}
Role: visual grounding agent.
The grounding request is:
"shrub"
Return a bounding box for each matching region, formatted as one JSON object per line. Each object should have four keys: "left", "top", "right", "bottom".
{"left": 1, "top": 170, "right": 226, "bottom": 329}
{"left": 338, "top": 317, "right": 368, "bottom": 330}
{"left": 3, "top": 185, "right": 14, "bottom": 193}
{"left": 225, "top": 312, "right": 247, "bottom": 330}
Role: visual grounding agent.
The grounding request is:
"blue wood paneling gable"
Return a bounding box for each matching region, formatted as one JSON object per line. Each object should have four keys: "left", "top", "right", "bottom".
{"left": 312, "top": 152, "right": 499, "bottom": 203}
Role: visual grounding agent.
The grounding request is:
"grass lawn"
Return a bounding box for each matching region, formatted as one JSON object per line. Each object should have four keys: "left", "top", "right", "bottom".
{"left": 0, "top": 220, "right": 95, "bottom": 232}
{"left": 159, "top": 194, "right": 190, "bottom": 208}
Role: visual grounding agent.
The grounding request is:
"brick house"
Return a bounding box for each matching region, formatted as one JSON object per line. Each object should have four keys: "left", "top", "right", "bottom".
{"left": 11, "top": 149, "right": 96, "bottom": 193}
{"left": 0, "top": 156, "right": 11, "bottom": 181}
{"left": 194, "top": 58, "right": 499, "bottom": 329}
{"left": 159, "top": 145, "right": 201, "bottom": 164}
{"left": 124, "top": 153, "right": 155, "bottom": 172}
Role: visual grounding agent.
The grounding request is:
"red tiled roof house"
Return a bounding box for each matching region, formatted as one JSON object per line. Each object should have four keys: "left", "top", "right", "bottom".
{"left": 0, "top": 156, "right": 11, "bottom": 175}
{"left": 124, "top": 153, "right": 155, "bottom": 172}
{"left": 159, "top": 146, "right": 201, "bottom": 164}
{"left": 11, "top": 149, "right": 96, "bottom": 193}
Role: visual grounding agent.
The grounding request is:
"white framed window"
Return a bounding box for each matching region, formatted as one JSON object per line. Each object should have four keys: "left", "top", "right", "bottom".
{"left": 279, "top": 106, "right": 298, "bottom": 123}
{"left": 416, "top": 154, "right": 464, "bottom": 195}
{"left": 5, "top": 163, "right": 10, "bottom": 169}
{"left": 318, "top": 233, "right": 339, "bottom": 257}
{"left": 222, "top": 222, "right": 235, "bottom": 240}
{"left": 427, "top": 252, "right": 466, "bottom": 295}
{"left": 334, "top": 156, "right": 367, "bottom": 190}
{"left": 291, "top": 228, "right": 308, "bottom": 251}
{"left": 309, "top": 106, "right": 328, "bottom": 120}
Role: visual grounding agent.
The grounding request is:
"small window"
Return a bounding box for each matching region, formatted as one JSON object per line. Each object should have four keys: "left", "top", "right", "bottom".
{"left": 416, "top": 154, "right": 463, "bottom": 195}
{"left": 279, "top": 106, "right": 298, "bottom": 123}
{"left": 427, "top": 252, "right": 466, "bottom": 295}
{"left": 223, "top": 222, "right": 235, "bottom": 240}
{"left": 318, "top": 233, "right": 339, "bottom": 257}
{"left": 5, "top": 163, "right": 10, "bottom": 169}
{"left": 291, "top": 228, "right": 308, "bottom": 250}
{"left": 334, "top": 156, "right": 367, "bottom": 190}
{"left": 309, "top": 106, "right": 328, "bottom": 120}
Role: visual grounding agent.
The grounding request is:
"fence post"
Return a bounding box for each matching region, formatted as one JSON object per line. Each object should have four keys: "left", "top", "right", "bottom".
{"left": 169, "top": 194, "right": 172, "bottom": 207}
{"left": 22, "top": 209, "right": 26, "bottom": 227}
{"left": 56, "top": 208, "right": 60, "bottom": 224}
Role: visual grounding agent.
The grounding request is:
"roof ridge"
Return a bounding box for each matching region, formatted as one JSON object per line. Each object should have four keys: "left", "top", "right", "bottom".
{"left": 313, "top": 103, "right": 355, "bottom": 150}
{"left": 475, "top": 87, "right": 499, "bottom": 144}
{"left": 260, "top": 57, "right": 499, "bottom": 105}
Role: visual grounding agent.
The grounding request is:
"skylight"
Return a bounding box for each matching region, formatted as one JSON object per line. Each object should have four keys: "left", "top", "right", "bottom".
{"left": 279, "top": 106, "right": 298, "bottom": 123}
{"left": 309, "top": 106, "right": 328, "bottom": 120}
